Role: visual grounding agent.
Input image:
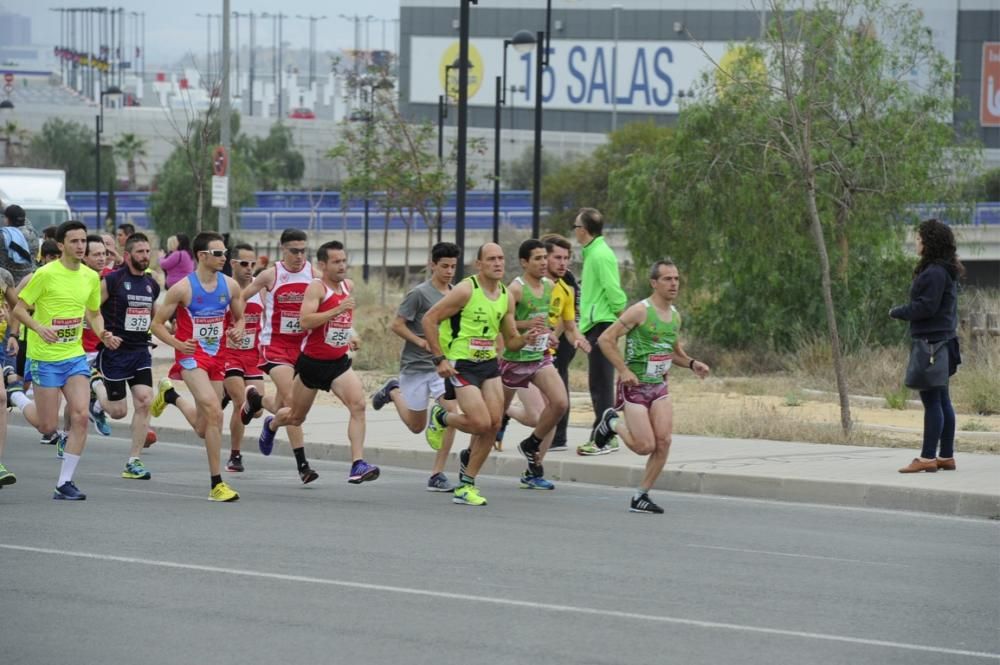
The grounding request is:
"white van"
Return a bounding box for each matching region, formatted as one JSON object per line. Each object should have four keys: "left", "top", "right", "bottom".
{"left": 0, "top": 168, "right": 72, "bottom": 228}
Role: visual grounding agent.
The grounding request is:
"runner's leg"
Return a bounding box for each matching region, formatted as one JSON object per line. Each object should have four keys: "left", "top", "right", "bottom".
{"left": 642, "top": 396, "right": 673, "bottom": 491}
{"left": 224, "top": 373, "right": 247, "bottom": 454}
{"left": 182, "top": 368, "right": 225, "bottom": 478}
{"left": 127, "top": 384, "right": 153, "bottom": 460}
{"left": 266, "top": 364, "right": 306, "bottom": 454}
{"left": 461, "top": 378, "right": 505, "bottom": 479}
{"left": 330, "top": 369, "right": 367, "bottom": 462}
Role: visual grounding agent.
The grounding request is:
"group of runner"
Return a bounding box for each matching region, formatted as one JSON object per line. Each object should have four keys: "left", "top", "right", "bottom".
{"left": 0, "top": 211, "right": 708, "bottom": 514}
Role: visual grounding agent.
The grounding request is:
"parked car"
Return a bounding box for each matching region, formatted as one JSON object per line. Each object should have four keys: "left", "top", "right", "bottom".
{"left": 289, "top": 107, "right": 315, "bottom": 119}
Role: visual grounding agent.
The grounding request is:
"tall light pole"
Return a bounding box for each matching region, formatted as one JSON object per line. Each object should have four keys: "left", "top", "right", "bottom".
{"left": 219, "top": 0, "right": 232, "bottom": 236}
{"left": 611, "top": 4, "right": 622, "bottom": 132}
{"left": 296, "top": 15, "right": 327, "bottom": 88}
{"left": 492, "top": 36, "right": 526, "bottom": 243}
{"left": 195, "top": 13, "right": 219, "bottom": 82}
{"left": 437, "top": 93, "right": 447, "bottom": 243}
{"left": 455, "top": 0, "right": 478, "bottom": 280}
{"left": 95, "top": 85, "right": 122, "bottom": 231}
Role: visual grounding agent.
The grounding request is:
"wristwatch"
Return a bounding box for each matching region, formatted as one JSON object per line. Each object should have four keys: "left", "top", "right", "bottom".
{"left": 431, "top": 355, "right": 447, "bottom": 365}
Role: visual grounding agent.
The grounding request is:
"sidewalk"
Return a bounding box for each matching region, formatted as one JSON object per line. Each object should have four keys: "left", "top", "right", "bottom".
{"left": 38, "top": 382, "right": 998, "bottom": 519}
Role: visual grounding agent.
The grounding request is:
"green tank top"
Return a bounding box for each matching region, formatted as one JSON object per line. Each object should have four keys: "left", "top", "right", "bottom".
{"left": 503, "top": 276, "right": 554, "bottom": 362}
{"left": 625, "top": 299, "right": 680, "bottom": 384}
{"left": 440, "top": 276, "right": 509, "bottom": 362}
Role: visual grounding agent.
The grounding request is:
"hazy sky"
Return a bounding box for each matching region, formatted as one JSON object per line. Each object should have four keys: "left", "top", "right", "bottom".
{"left": 4, "top": 0, "right": 401, "bottom": 67}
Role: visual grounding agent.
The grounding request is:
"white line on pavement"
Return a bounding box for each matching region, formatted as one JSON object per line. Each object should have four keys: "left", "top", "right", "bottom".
{"left": 1, "top": 543, "right": 996, "bottom": 661}
{"left": 685, "top": 544, "right": 909, "bottom": 567}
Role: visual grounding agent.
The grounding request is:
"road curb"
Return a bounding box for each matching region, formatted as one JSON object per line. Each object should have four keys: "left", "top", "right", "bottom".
{"left": 128, "top": 422, "right": 1000, "bottom": 520}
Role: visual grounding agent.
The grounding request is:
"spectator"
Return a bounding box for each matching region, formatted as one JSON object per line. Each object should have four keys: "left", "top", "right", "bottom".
{"left": 0, "top": 204, "right": 40, "bottom": 284}
{"left": 158, "top": 233, "right": 195, "bottom": 288}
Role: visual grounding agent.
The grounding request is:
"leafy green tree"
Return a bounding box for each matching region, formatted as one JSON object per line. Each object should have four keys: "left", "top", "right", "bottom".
{"left": 113, "top": 133, "right": 148, "bottom": 191}
{"left": 610, "top": 0, "right": 978, "bottom": 432}
{"left": 27, "top": 118, "right": 116, "bottom": 190}
{"left": 245, "top": 123, "right": 305, "bottom": 190}
{"left": 502, "top": 145, "right": 556, "bottom": 191}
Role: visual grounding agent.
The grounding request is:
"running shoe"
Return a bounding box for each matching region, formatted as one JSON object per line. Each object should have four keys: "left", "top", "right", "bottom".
{"left": 520, "top": 472, "right": 555, "bottom": 490}
{"left": 425, "top": 404, "right": 446, "bottom": 450}
{"left": 426, "top": 472, "right": 454, "bottom": 492}
{"left": 517, "top": 435, "right": 540, "bottom": 466}
{"left": 629, "top": 492, "right": 664, "bottom": 514}
{"left": 548, "top": 442, "right": 569, "bottom": 452}
{"left": 122, "top": 459, "right": 151, "bottom": 480}
{"left": 39, "top": 430, "right": 59, "bottom": 446}
{"left": 258, "top": 415, "right": 276, "bottom": 456}
{"left": 209, "top": 481, "right": 240, "bottom": 502}
{"left": 53, "top": 480, "right": 86, "bottom": 501}
{"left": 55, "top": 432, "right": 67, "bottom": 459}
{"left": 240, "top": 385, "right": 264, "bottom": 426}
{"left": 348, "top": 459, "right": 380, "bottom": 484}
{"left": 220, "top": 389, "right": 231, "bottom": 410}
{"left": 144, "top": 428, "right": 157, "bottom": 448}
{"left": 577, "top": 438, "right": 617, "bottom": 456}
{"left": 89, "top": 399, "right": 111, "bottom": 436}
{"left": 371, "top": 378, "right": 399, "bottom": 411}
{"left": 226, "top": 452, "right": 244, "bottom": 473}
{"left": 458, "top": 447, "right": 471, "bottom": 477}
{"left": 299, "top": 465, "right": 319, "bottom": 484}
{"left": 494, "top": 414, "right": 510, "bottom": 450}
{"left": 592, "top": 408, "right": 618, "bottom": 448}
{"left": 150, "top": 378, "right": 172, "bottom": 418}
{"left": 0, "top": 462, "right": 16, "bottom": 487}
{"left": 453, "top": 483, "right": 487, "bottom": 506}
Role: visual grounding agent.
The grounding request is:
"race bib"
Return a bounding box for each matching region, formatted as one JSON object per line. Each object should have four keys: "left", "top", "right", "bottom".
{"left": 124, "top": 307, "right": 151, "bottom": 333}
{"left": 228, "top": 329, "right": 257, "bottom": 350}
{"left": 192, "top": 315, "right": 224, "bottom": 345}
{"left": 469, "top": 337, "right": 495, "bottom": 361}
{"left": 645, "top": 353, "right": 672, "bottom": 378}
{"left": 325, "top": 324, "right": 353, "bottom": 348}
{"left": 524, "top": 331, "right": 550, "bottom": 353}
{"left": 280, "top": 313, "right": 303, "bottom": 335}
{"left": 51, "top": 317, "right": 83, "bottom": 344}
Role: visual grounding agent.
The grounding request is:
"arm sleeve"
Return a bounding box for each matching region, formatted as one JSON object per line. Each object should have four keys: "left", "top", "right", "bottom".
{"left": 600, "top": 253, "right": 628, "bottom": 314}
{"left": 890, "top": 268, "right": 946, "bottom": 321}
{"left": 159, "top": 252, "right": 180, "bottom": 271}
{"left": 397, "top": 289, "right": 422, "bottom": 322}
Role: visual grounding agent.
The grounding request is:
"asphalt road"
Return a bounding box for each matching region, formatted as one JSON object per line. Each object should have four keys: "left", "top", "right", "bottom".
{"left": 2, "top": 425, "right": 998, "bottom": 665}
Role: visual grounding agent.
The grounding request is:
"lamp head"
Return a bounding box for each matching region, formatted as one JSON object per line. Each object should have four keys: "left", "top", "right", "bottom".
{"left": 510, "top": 29, "right": 536, "bottom": 54}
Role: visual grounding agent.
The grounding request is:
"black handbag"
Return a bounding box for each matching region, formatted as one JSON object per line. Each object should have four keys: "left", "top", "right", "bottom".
{"left": 904, "top": 339, "right": 949, "bottom": 390}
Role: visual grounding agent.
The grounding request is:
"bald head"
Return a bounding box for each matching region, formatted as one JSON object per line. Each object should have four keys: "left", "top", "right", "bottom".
{"left": 475, "top": 242, "right": 505, "bottom": 282}
{"left": 476, "top": 242, "right": 503, "bottom": 261}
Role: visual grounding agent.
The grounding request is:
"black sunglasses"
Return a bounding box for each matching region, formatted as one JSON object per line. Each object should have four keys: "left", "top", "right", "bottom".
{"left": 285, "top": 247, "right": 307, "bottom": 256}
{"left": 235, "top": 260, "right": 255, "bottom": 268}
{"left": 200, "top": 249, "right": 226, "bottom": 257}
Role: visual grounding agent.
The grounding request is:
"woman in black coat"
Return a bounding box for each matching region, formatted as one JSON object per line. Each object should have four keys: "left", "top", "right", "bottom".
{"left": 890, "top": 219, "right": 964, "bottom": 473}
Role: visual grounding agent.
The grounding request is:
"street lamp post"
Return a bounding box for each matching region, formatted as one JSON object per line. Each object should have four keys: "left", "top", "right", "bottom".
{"left": 454, "top": 0, "right": 477, "bottom": 281}
{"left": 296, "top": 15, "right": 328, "bottom": 87}
{"left": 436, "top": 93, "right": 447, "bottom": 243}
{"left": 491, "top": 37, "right": 521, "bottom": 243}
{"left": 611, "top": 4, "right": 622, "bottom": 132}
{"left": 360, "top": 76, "right": 394, "bottom": 283}
{"left": 95, "top": 85, "right": 122, "bottom": 231}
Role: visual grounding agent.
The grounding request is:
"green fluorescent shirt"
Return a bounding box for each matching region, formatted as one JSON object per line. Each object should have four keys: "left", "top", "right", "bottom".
{"left": 579, "top": 236, "right": 627, "bottom": 333}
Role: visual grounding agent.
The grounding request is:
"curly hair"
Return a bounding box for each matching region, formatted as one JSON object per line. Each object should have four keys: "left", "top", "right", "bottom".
{"left": 915, "top": 219, "right": 965, "bottom": 279}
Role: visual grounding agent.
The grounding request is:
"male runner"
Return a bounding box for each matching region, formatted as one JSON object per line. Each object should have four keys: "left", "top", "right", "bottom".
{"left": 495, "top": 239, "right": 569, "bottom": 490}
{"left": 81, "top": 234, "right": 112, "bottom": 436}
{"left": 371, "top": 242, "right": 460, "bottom": 491}
{"left": 0, "top": 266, "right": 15, "bottom": 487}
{"left": 241, "top": 228, "right": 312, "bottom": 469}
{"left": 151, "top": 231, "right": 245, "bottom": 502}
{"left": 422, "top": 242, "right": 542, "bottom": 507}
{"left": 258, "top": 240, "right": 367, "bottom": 485}
{"left": 592, "top": 259, "right": 710, "bottom": 513}
{"left": 88, "top": 232, "right": 160, "bottom": 480}
{"left": 9, "top": 220, "right": 117, "bottom": 500}
{"left": 221, "top": 243, "right": 266, "bottom": 473}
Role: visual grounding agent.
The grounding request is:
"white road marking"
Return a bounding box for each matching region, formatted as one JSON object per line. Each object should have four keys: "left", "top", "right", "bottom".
{"left": 2, "top": 543, "right": 996, "bottom": 661}
{"left": 685, "top": 543, "right": 908, "bottom": 567}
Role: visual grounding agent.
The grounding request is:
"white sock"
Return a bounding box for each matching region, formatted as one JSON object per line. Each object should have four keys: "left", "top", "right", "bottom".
{"left": 58, "top": 453, "right": 81, "bottom": 486}
{"left": 128, "top": 456, "right": 139, "bottom": 464}
{"left": 9, "top": 390, "right": 31, "bottom": 410}
{"left": 634, "top": 487, "right": 649, "bottom": 500}
{"left": 609, "top": 416, "right": 620, "bottom": 433}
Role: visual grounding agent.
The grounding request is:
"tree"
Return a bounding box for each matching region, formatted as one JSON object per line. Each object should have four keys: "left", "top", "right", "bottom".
{"left": 113, "top": 133, "right": 148, "bottom": 191}
{"left": 1, "top": 120, "right": 30, "bottom": 166}
{"left": 27, "top": 118, "right": 116, "bottom": 190}
{"left": 502, "top": 145, "right": 556, "bottom": 190}
{"left": 610, "top": 0, "right": 978, "bottom": 433}
{"left": 245, "top": 123, "right": 305, "bottom": 190}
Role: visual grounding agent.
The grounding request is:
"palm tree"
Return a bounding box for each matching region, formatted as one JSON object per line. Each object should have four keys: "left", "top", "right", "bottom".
{"left": 113, "top": 132, "right": 148, "bottom": 190}
{"left": 0, "top": 120, "right": 30, "bottom": 166}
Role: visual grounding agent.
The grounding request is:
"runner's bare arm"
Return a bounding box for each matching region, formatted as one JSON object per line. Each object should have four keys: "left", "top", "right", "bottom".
{"left": 499, "top": 290, "right": 543, "bottom": 352}
{"left": 12, "top": 299, "right": 57, "bottom": 343}
{"left": 598, "top": 303, "right": 644, "bottom": 384}
{"left": 226, "top": 277, "right": 246, "bottom": 343}
{"left": 241, "top": 266, "right": 275, "bottom": 302}
{"left": 421, "top": 280, "right": 473, "bottom": 357}
{"left": 85, "top": 308, "right": 119, "bottom": 349}
{"left": 673, "top": 339, "right": 710, "bottom": 379}
{"left": 151, "top": 280, "right": 195, "bottom": 354}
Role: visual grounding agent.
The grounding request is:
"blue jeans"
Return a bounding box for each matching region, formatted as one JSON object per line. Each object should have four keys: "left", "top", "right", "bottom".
{"left": 919, "top": 386, "right": 955, "bottom": 459}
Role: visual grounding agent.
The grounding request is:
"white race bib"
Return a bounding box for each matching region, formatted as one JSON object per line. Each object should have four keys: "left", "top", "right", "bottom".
{"left": 192, "top": 315, "right": 224, "bottom": 345}
{"left": 645, "top": 353, "right": 672, "bottom": 378}
{"left": 524, "top": 331, "right": 549, "bottom": 353}
{"left": 469, "top": 337, "right": 494, "bottom": 361}
{"left": 325, "top": 324, "right": 353, "bottom": 348}
{"left": 228, "top": 329, "right": 257, "bottom": 350}
{"left": 124, "top": 307, "right": 151, "bottom": 333}
{"left": 280, "top": 313, "right": 303, "bottom": 335}
{"left": 52, "top": 317, "right": 83, "bottom": 344}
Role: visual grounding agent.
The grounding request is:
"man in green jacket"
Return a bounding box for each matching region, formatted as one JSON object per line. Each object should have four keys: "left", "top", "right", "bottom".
{"left": 573, "top": 207, "right": 628, "bottom": 455}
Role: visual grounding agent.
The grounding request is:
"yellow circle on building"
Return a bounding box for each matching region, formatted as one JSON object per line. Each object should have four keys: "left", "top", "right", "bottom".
{"left": 440, "top": 41, "right": 484, "bottom": 101}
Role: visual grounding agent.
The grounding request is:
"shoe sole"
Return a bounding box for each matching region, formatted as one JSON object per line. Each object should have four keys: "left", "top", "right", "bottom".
{"left": 0, "top": 475, "right": 16, "bottom": 486}
{"left": 348, "top": 468, "right": 380, "bottom": 484}
{"left": 121, "top": 473, "right": 151, "bottom": 480}
{"left": 259, "top": 417, "right": 275, "bottom": 456}
{"left": 520, "top": 484, "right": 555, "bottom": 490}
{"left": 628, "top": 507, "right": 663, "bottom": 514}
{"left": 209, "top": 495, "right": 240, "bottom": 502}
{"left": 301, "top": 470, "right": 319, "bottom": 484}
{"left": 53, "top": 493, "right": 86, "bottom": 501}
{"left": 452, "top": 497, "right": 487, "bottom": 506}
{"left": 426, "top": 485, "right": 454, "bottom": 492}
{"left": 226, "top": 466, "right": 244, "bottom": 472}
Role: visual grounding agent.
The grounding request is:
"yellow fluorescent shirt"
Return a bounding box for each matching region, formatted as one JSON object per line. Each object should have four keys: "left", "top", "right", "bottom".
{"left": 18, "top": 261, "right": 101, "bottom": 362}
{"left": 548, "top": 278, "right": 576, "bottom": 328}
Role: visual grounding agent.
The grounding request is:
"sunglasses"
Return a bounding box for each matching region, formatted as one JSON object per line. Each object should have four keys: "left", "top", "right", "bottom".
{"left": 235, "top": 260, "right": 256, "bottom": 268}
{"left": 572, "top": 224, "right": 583, "bottom": 229}
{"left": 284, "top": 247, "right": 307, "bottom": 256}
{"left": 200, "top": 249, "right": 226, "bottom": 257}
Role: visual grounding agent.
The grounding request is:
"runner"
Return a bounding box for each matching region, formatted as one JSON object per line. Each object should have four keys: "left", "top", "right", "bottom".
{"left": 81, "top": 234, "right": 112, "bottom": 436}
{"left": 591, "top": 259, "right": 710, "bottom": 513}
{"left": 495, "top": 239, "right": 569, "bottom": 490}
{"left": 241, "top": 228, "right": 312, "bottom": 470}
{"left": 371, "top": 242, "right": 460, "bottom": 492}
{"left": 258, "top": 240, "right": 366, "bottom": 485}
{"left": 8, "top": 220, "right": 116, "bottom": 500}
{"left": 150, "top": 231, "right": 245, "bottom": 502}
{"left": 0, "top": 265, "right": 16, "bottom": 488}
{"left": 88, "top": 232, "right": 160, "bottom": 480}
{"left": 422, "top": 242, "right": 543, "bottom": 506}
{"left": 221, "top": 243, "right": 265, "bottom": 473}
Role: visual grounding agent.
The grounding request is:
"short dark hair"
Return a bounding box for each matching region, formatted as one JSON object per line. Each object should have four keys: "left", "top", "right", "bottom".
{"left": 3, "top": 204, "right": 26, "bottom": 227}
{"left": 85, "top": 234, "right": 104, "bottom": 255}
{"left": 280, "top": 228, "right": 307, "bottom": 245}
{"left": 117, "top": 223, "right": 136, "bottom": 237}
{"left": 42, "top": 225, "right": 58, "bottom": 240}
{"left": 649, "top": 258, "right": 677, "bottom": 280}
{"left": 316, "top": 240, "right": 345, "bottom": 263}
{"left": 40, "top": 239, "right": 60, "bottom": 257}
{"left": 232, "top": 242, "right": 255, "bottom": 256}
{"left": 125, "top": 232, "right": 150, "bottom": 253}
{"left": 431, "top": 242, "right": 460, "bottom": 264}
{"left": 56, "top": 220, "right": 88, "bottom": 243}
{"left": 540, "top": 233, "right": 571, "bottom": 254}
{"left": 576, "top": 207, "right": 604, "bottom": 236}
{"left": 192, "top": 231, "right": 225, "bottom": 255}
{"left": 518, "top": 238, "right": 545, "bottom": 262}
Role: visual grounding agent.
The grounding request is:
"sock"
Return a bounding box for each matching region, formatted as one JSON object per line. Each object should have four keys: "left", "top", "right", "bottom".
{"left": 58, "top": 453, "right": 81, "bottom": 486}
{"left": 128, "top": 456, "right": 139, "bottom": 464}
{"left": 609, "top": 417, "right": 620, "bottom": 433}
{"left": 164, "top": 388, "right": 180, "bottom": 406}
{"left": 459, "top": 472, "right": 475, "bottom": 486}
{"left": 211, "top": 474, "right": 222, "bottom": 489}
{"left": 528, "top": 462, "right": 544, "bottom": 477}
{"left": 293, "top": 447, "right": 308, "bottom": 470}
{"left": 437, "top": 409, "right": 449, "bottom": 427}
{"left": 525, "top": 433, "right": 542, "bottom": 450}
{"left": 9, "top": 390, "right": 30, "bottom": 410}
{"left": 634, "top": 487, "right": 649, "bottom": 500}
{"left": 230, "top": 450, "right": 241, "bottom": 459}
